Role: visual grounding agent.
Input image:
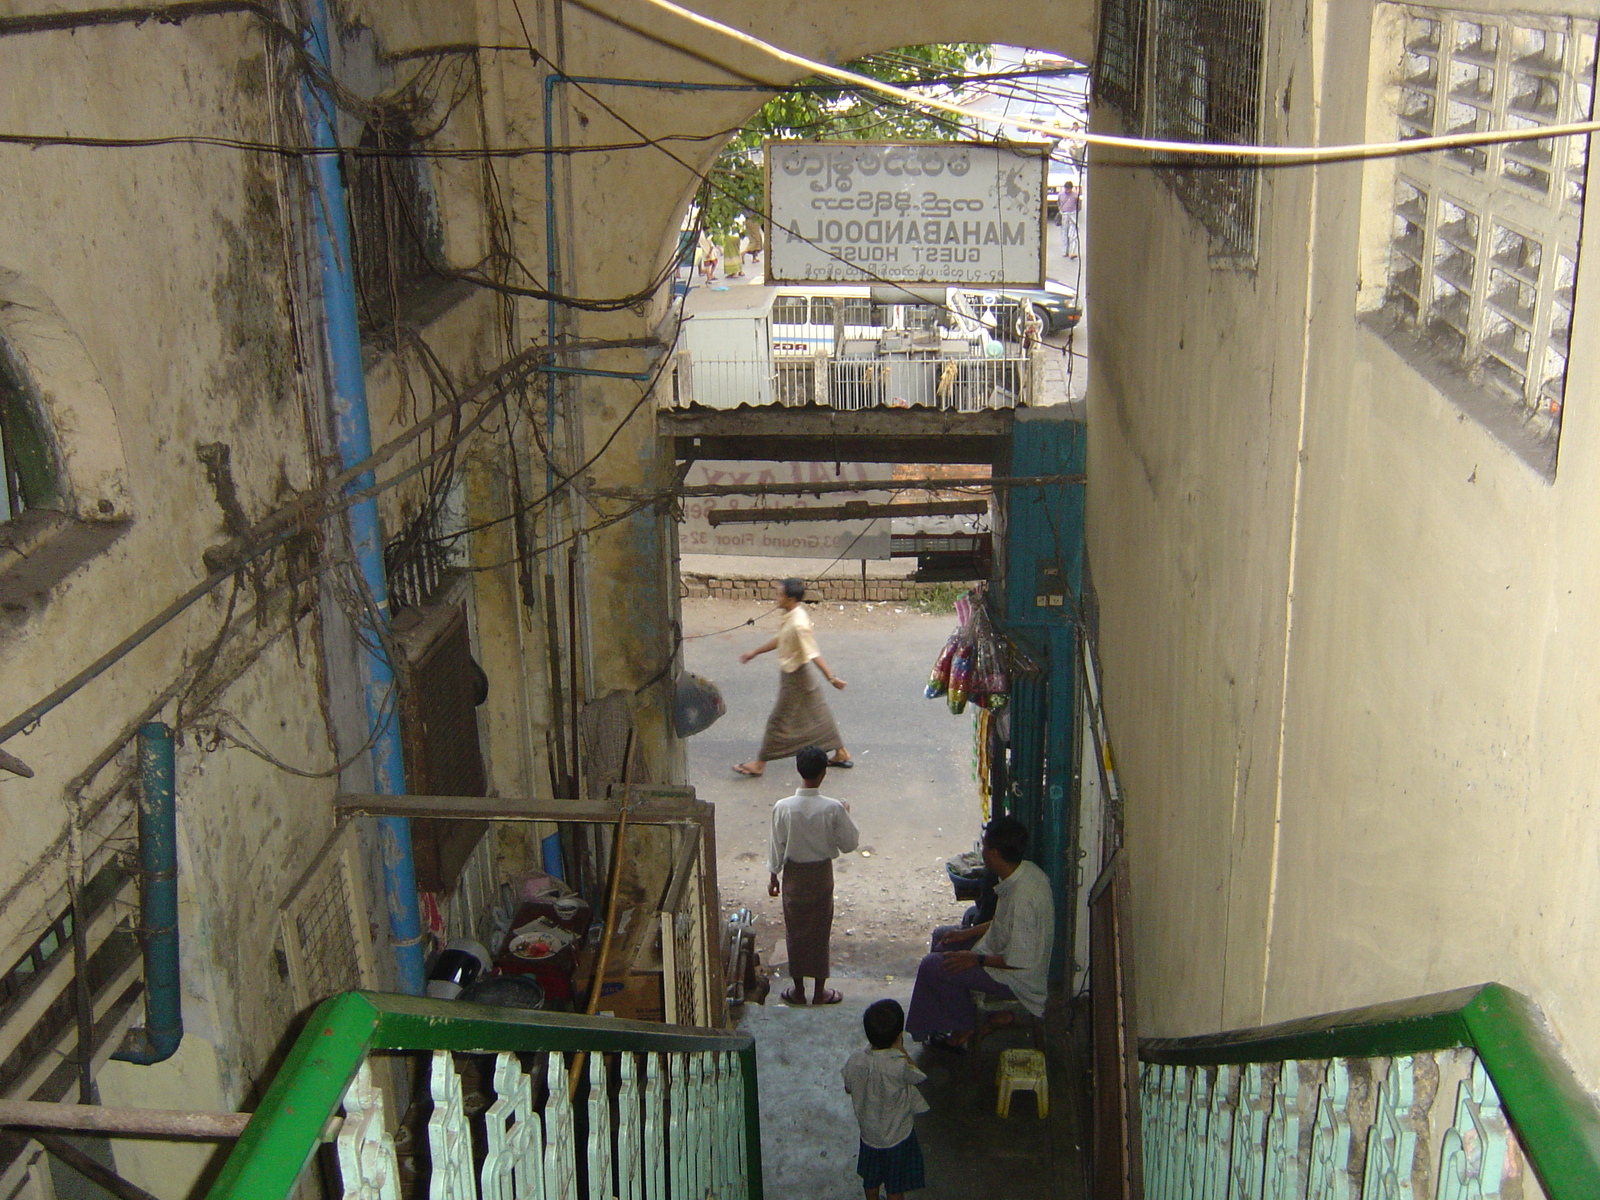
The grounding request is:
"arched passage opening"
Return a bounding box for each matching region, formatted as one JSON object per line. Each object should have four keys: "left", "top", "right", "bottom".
{"left": 518, "top": 20, "right": 1099, "bottom": 1193}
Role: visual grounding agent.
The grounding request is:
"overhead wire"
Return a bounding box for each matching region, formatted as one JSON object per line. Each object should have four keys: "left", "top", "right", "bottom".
{"left": 625, "top": 0, "right": 1600, "bottom": 163}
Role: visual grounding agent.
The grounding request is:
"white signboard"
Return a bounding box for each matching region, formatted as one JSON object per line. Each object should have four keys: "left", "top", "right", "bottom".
{"left": 678, "top": 462, "right": 894, "bottom": 560}
{"left": 765, "top": 141, "right": 1047, "bottom": 286}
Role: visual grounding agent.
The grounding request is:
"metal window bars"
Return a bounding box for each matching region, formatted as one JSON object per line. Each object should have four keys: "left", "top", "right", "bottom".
{"left": 1148, "top": 0, "right": 1268, "bottom": 263}
{"left": 672, "top": 352, "right": 1033, "bottom": 411}
{"left": 1094, "top": 0, "right": 1148, "bottom": 124}
{"left": 343, "top": 118, "right": 445, "bottom": 338}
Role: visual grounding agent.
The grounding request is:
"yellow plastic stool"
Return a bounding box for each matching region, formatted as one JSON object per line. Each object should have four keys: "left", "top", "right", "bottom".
{"left": 996, "top": 1048, "right": 1049, "bottom": 1118}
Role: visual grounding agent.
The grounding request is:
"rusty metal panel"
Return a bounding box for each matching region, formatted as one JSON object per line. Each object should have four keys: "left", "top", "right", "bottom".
{"left": 394, "top": 603, "right": 488, "bottom": 893}
{"left": 1089, "top": 848, "right": 1144, "bottom": 1199}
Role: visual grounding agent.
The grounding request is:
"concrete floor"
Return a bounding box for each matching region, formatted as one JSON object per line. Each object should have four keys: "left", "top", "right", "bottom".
{"left": 684, "top": 597, "right": 980, "bottom": 980}
{"left": 684, "top": 599, "right": 1088, "bottom": 1197}
{"left": 684, "top": 194, "right": 1094, "bottom": 1195}
{"left": 738, "top": 989, "right": 1088, "bottom": 1200}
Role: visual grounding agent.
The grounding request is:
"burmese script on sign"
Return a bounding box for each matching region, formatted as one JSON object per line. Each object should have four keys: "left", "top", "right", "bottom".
{"left": 678, "top": 461, "right": 893, "bottom": 560}
{"left": 765, "top": 141, "right": 1046, "bottom": 286}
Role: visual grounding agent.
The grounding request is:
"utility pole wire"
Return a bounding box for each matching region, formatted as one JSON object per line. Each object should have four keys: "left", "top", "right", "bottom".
{"left": 0, "top": 338, "right": 561, "bottom": 747}
{"left": 629, "top": 0, "right": 1600, "bottom": 163}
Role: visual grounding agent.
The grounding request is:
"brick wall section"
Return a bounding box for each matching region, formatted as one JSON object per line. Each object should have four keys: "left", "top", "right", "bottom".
{"left": 680, "top": 573, "right": 972, "bottom": 603}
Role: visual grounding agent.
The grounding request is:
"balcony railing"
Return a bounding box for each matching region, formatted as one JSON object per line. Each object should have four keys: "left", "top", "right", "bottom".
{"left": 1132, "top": 982, "right": 1600, "bottom": 1200}
{"left": 208, "top": 990, "right": 760, "bottom": 1200}
{"left": 671, "top": 350, "right": 1040, "bottom": 412}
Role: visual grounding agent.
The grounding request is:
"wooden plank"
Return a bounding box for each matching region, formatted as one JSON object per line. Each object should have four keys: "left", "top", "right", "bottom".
{"left": 659, "top": 405, "right": 1013, "bottom": 439}
{"left": 672, "top": 434, "right": 1005, "bottom": 465}
{"left": 708, "top": 499, "right": 990, "bottom": 525}
{"left": 335, "top": 790, "right": 706, "bottom": 825}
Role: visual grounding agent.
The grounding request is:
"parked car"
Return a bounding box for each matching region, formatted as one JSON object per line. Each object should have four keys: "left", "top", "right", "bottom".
{"left": 953, "top": 283, "right": 1083, "bottom": 340}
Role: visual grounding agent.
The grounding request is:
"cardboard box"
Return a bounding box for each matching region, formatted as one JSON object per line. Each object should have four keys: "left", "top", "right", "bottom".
{"left": 590, "top": 971, "right": 665, "bottom": 1022}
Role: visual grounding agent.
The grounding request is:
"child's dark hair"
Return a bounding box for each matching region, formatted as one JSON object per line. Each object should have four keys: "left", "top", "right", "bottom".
{"left": 863, "top": 998, "right": 905, "bottom": 1049}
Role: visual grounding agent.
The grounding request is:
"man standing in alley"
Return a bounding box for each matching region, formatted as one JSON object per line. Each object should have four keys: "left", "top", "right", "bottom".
{"left": 905, "top": 815, "right": 1053, "bottom": 1050}
{"left": 768, "top": 746, "right": 859, "bottom": 1005}
{"left": 735, "top": 578, "right": 853, "bottom": 776}
{"left": 1058, "top": 179, "right": 1080, "bottom": 259}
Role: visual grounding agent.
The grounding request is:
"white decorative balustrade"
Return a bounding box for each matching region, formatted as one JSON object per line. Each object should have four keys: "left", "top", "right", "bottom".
{"left": 1140, "top": 1050, "right": 1539, "bottom": 1200}
{"left": 340, "top": 1046, "right": 748, "bottom": 1200}
{"left": 209, "top": 993, "right": 758, "bottom": 1200}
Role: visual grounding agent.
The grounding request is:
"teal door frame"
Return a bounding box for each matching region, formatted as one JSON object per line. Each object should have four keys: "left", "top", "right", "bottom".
{"left": 996, "top": 411, "right": 1086, "bottom": 980}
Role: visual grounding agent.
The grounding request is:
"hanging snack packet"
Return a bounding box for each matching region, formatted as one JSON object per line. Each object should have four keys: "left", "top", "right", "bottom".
{"left": 925, "top": 633, "right": 960, "bottom": 699}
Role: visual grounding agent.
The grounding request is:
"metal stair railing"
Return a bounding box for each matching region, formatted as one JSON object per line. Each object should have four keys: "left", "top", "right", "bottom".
{"left": 207, "top": 990, "right": 761, "bottom": 1200}
{"left": 1133, "top": 982, "right": 1600, "bottom": 1200}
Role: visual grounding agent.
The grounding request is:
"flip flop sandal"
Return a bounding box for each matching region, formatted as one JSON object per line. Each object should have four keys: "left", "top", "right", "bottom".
{"left": 829, "top": 758, "right": 854, "bottom": 769}
{"left": 780, "top": 987, "right": 808, "bottom": 1005}
{"left": 926, "top": 1033, "right": 970, "bottom": 1055}
{"left": 732, "top": 763, "right": 764, "bottom": 777}
{"left": 814, "top": 988, "right": 844, "bottom": 1005}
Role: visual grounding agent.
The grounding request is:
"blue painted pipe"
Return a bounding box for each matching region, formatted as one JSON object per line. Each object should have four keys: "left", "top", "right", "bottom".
{"left": 541, "top": 832, "right": 564, "bottom": 882}
{"left": 300, "top": 0, "right": 425, "bottom": 995}
{"left": 113, "top": 723, "right": 181, "bottom": 1064}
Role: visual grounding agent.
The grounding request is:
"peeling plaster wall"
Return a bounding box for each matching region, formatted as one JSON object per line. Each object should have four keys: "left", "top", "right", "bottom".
{"left": 0, "top": 2, "right": 1103, "bottom": 1190}
{"left": 1088, "top": 0, "right": 1600, "bottom": 1090}
{"left": 0, "top": 10, "right": 534, "bottom": 1196}
{"left": 0, "top": 18, "right": 319, "bottom": 955}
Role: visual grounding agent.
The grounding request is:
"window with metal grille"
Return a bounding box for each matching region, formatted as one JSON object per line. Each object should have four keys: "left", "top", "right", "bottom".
{"left": 1379, "top": 7, "right": 1594, "bottom": 459}
{"left": 343, "top": 117, "right": 444, "bottom": 337}
{"left": 1094, "top": 0, "right": 1148, "bottom": 124}
{"left": 0, "top": 348, "right": 59, "bottom": 524}
{"left": 772, "top": 295, "right": 809, "bottom": 324}
{"left": 1148, "top": 0, "right": 1267, "bottom": 261}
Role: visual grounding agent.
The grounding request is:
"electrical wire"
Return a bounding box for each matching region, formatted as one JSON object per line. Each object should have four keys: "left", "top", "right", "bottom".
{"left": 682, "top": 606, "right": 781, "bottom": 640}
{"left": 627, "top": 0, "right": 1600, "bottom": 163}
{"left": 428, "top": 333, "right": 680, "bottom": 546}
{"left": 0, "top": 129, "right": 739, "bottom": 158}
{"left": 0, "top": 338, "right": 555, "bottom": 746}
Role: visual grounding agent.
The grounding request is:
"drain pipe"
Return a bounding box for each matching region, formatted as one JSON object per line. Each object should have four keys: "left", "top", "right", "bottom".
{"left": 113, "top": 723, "right": 181, "bottom": 1064}
{"left": 298, "top": 0, "right": 425, "bottom": 994}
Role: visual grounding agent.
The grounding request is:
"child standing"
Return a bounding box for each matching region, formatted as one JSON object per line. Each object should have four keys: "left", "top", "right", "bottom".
{"left": 842, "top": 999, "right": 929, "bottom": 1199}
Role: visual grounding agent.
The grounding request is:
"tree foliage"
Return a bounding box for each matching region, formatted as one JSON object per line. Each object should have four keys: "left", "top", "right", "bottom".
{"left": 700, "top": 44, "right": 992, "bottom": 236}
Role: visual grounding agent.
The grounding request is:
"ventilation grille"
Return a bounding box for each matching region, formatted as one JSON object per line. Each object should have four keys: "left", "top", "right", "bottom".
{"left": 279, "top": 823, "right": 377, "bottom": 1010}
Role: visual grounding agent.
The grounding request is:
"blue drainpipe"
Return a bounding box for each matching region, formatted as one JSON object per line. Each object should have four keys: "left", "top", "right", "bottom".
{"left": 113, "top": 723, "right": 181, "bottom": 1063}
{"left": 299, "top": 0, "right": 425, "bottom": 995}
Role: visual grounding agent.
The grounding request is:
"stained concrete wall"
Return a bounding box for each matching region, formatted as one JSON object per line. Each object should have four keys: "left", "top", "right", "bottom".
{"left": 465, "top": 0, "right": 1097, "bottom": 786}
{"left": 1087, "top": 0, "right": 1600, "bottom": 1089}
{"left": 0, "top": 1, "right": 1102, "bottom": 1193}
{"left": 0, "top": 10, "right": 529, "bottom": 1197}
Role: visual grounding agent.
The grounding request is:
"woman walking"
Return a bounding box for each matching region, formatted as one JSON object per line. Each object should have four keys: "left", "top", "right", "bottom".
{"left": 735, "top": 579, "right": 853, "bottom": 776}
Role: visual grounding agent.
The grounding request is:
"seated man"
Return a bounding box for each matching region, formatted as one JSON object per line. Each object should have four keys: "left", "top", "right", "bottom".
{"left": 905, "top": 815, "right": 1052, "bottom": 1051}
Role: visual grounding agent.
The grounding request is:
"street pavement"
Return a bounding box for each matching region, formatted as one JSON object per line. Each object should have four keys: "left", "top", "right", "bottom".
{"left": 682, "top": 596, "right": 983, "bottom": 980}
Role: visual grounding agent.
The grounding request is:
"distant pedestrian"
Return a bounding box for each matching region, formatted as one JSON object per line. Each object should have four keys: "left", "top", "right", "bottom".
{"left": 768, "top": 747, "right": 859, "bottom": 1005}
{"left": 743, "top": 216, "right": 765, "bottom": 265}
{"left": 1058, "top": 180, "right": 1080, "bottom": 258}
{"left": 697, "top": 230, "right": 719, "bottom": 284}
{"left": 735, "top": 578, "right": 853, "bottom": 776}
{"left": 844, "top": 999, "right": 929, "bottom": 1198}
{"left": 722, "top": 232, "right": 745, "bottom": 277}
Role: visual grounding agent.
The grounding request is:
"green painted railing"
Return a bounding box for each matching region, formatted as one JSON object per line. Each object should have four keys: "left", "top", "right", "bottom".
{"left": 208, "top": 991, "right": 761, "bottom": 1200}
{"left": 1137, "top": 982, "right": 1600, "bottom": 1200}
